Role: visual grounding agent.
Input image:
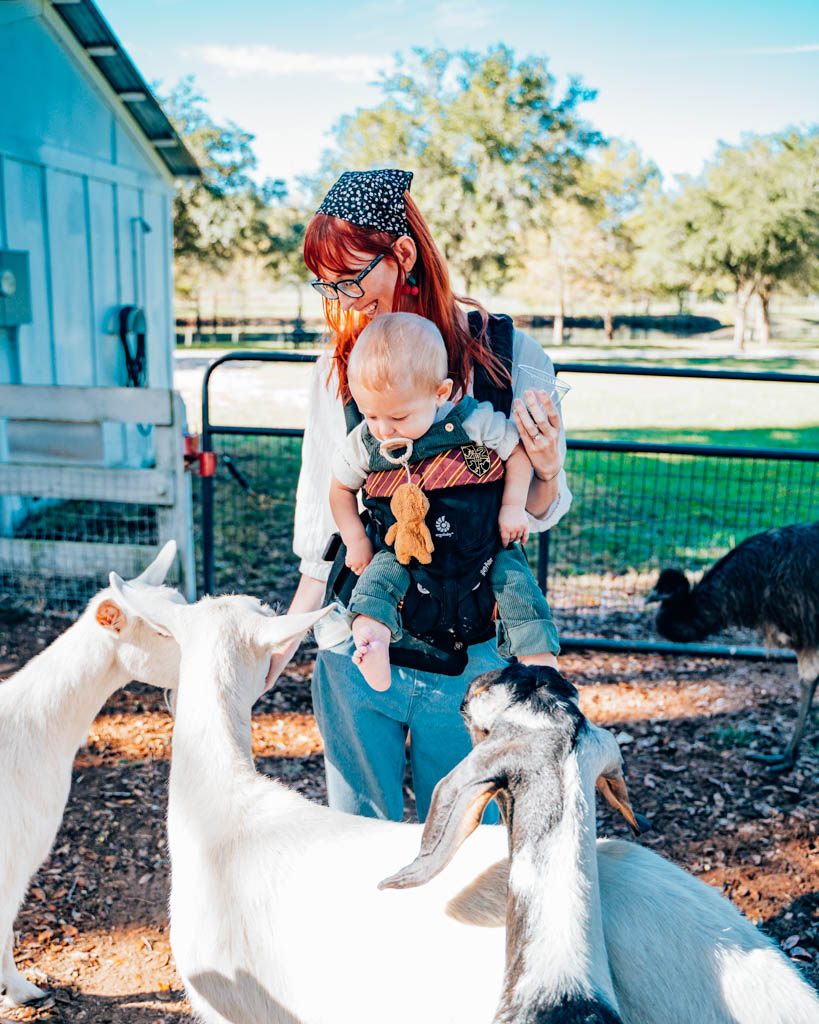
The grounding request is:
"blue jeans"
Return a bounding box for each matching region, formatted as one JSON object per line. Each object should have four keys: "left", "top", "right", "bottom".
{"left": 311, "top": 637, "right": 505, "bottom": 823}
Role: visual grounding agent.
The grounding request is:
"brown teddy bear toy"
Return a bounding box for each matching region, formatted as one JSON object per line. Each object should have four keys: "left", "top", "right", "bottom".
{"left": 384, "top": 482, "right": 434, "bottom": 565}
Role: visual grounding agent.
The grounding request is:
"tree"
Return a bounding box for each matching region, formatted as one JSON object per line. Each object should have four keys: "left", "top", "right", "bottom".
{"left": 630, "top": 187, "right": 698, "bottom": 314}
{"left": 161, "top": 78, "right": 310, "bottom": 311}
{"left": 256, "top": 180, "right": 309, "bottom": 320}
{"left": 312, "top": 45, "right": 602, "bottom": 292}
{"left": 669, "top": 130, "right": 819, "bottom": 348}
{"left": 542, "top": 141, "right": 659, "bottom": 339}
{"left": 161, "top": 77, "right": 287, "bottom": 302}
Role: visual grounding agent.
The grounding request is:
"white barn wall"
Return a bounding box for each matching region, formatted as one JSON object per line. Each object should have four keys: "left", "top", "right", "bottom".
{"left": 0, "top": 0, "right": 176, "bottom": 394}
{"left": 48, "top": 168, "right": 95, "bottom": 386}
{"left": 2, "top": 157, "right": 55, "bottom": 385}
{"left": 87, "top": 177, "right": 127, "bottom": 464}
{"left": 0, "top": 0, "right": 183, "bottom": 532}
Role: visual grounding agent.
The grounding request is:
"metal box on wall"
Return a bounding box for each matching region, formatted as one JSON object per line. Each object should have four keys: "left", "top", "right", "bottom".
{"left": 0, "top": 251, "right": 32, "bottom": 327}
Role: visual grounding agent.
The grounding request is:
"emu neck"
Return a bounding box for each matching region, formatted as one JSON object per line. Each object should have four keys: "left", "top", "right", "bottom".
{"left": 3, "top": 611, "right": 123, "bottom": 755}
{"left": 498, "top": 758, "right": 617, "bottom": 1020}
{"left": 168, "top": 634, "right": 258, "bottom": 837}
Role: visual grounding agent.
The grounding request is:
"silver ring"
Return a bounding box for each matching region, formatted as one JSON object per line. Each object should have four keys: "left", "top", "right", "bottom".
{"left": 531, "top": 430, "right": 541, "bottom": 441}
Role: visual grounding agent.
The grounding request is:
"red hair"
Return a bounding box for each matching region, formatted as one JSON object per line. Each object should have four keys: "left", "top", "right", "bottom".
{"left": 303, "top": 191, "right": 508, "bottom": 402}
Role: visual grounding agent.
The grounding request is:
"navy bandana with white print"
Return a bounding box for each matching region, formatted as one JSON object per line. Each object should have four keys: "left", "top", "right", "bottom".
{"left": 316, "top": 169, "right": 414, "bottom": 235}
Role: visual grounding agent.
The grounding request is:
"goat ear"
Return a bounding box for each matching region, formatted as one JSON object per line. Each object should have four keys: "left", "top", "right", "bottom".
{"left": 254, "top": 606, "right": 334, "bottom": 653}
{"left": 108, "top": 572, "right": 182, "bottom": 638}
{"left": 132, "top": 540, "right": 177, "bottom": 587}
{"left": 378, "top": 741, "right": 504, "bottom": 891}
{"left": 95, "top": 598, "right": 128, "bottom": 634}
{"left": 596, "top": 768, "right": 642, "bottom": 837}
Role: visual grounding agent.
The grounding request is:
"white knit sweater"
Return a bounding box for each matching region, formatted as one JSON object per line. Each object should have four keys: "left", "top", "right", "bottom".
{"left": 293, "top": 329, "right": 572, "bottom": 580}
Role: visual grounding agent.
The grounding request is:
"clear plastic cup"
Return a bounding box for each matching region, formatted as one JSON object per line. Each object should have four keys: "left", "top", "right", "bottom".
{"left": 517, "top": 365, "right": 571, "bottom": 408}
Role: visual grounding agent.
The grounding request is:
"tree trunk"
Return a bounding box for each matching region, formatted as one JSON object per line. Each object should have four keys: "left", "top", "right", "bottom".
{"left": 755, "top": 291, "right": 771, "bottom": 347}
{"left": 553, "top": 280, "right": 565, "bottom": 346}
{"left": 603, "top": 306, "right": 614, "bottom": 342}
{"left": 733, "top": 281, "right": 754, "bottom": 350}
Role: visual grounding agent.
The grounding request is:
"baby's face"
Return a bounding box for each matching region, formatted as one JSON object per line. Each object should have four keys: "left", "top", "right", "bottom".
{"left": 352, "top": 381, "right": 449, "bottom": 442}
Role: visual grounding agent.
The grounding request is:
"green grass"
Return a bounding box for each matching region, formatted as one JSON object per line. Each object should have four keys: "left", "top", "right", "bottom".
{"left": 558, "top": 449, "right": 817, "bottom": 577}
{"left": 560, "top": 373, "right": 819, "bottom": 450}
{"left": 198, "top": 426, "right": 818, "bottom": 607}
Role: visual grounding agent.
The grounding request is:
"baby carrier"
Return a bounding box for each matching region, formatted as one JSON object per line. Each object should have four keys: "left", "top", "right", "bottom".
{"left": 324, "top": 312, "right": 514, "bottom": 674}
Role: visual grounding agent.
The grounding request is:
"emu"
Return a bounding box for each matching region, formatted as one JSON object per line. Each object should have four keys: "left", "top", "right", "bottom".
{"left": 382, "top": 663, "right": 819, "bottom": 1024}
{"left": 0, "top": 542, "right": 182, "bottom": 1006}
{"left": 648, "top": 521, "right": 819, "bottom": 769}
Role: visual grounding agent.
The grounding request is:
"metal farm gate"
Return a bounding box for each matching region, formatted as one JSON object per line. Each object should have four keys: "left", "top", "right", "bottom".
{"left": 197, "top": 353, "right": 818, "bottom": 659}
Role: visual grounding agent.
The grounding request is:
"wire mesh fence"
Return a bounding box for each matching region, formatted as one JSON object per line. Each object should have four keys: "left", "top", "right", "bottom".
{"left": 0, "top": 386, "right": 193, "bottom": 614}
{"left": 198, "top": 389, "right": 819, "bottom": 655}
{"left": 0, "top": 499, "right": 161, "bottom": 612}
{"left": 549, "top": 444, "right": 818, "bottom": 647}
{"left": 194, "top": 431, "right": 303, "bottom": 602}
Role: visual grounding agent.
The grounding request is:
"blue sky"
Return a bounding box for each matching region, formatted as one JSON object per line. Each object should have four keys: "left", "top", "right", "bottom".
{"left": 101, "top": 0, "right": 819, "bottom": 191}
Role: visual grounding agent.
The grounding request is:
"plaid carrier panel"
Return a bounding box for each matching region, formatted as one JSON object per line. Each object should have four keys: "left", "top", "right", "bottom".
{"left": 364, "top": 445, "right": 504, "bottom": 498}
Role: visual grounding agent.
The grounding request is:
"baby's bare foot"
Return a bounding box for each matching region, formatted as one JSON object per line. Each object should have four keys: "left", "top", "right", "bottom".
{"left": 352, "top": 616, "right": 392, "bottom": 691}
{"left": 353, "top": 637, "right": 392, "bottom": 691}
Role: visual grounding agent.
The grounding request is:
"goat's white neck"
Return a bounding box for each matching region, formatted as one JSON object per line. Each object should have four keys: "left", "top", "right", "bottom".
{"left": 4, "top": 609, "right": 124, "bottom": 755}
{"left": 500, "top": 750, "right": 618, "bottom": 1019}
{"left": 168, "top": 629, "right": 263, "bottom": 842}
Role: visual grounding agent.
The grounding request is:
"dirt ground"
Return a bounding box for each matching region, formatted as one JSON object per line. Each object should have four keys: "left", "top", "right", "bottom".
{"left": 1, "top": 611, "right": 817, "bottom": 1023}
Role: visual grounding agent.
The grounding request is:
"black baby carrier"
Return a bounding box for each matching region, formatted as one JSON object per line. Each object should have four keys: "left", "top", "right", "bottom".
{"left": 323, "top": 312, "right": 514, "bottom": 674}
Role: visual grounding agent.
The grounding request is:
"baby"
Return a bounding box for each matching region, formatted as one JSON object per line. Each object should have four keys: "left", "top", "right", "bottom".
{"left": 329, "top": 312, "right": 560, "bottom": 692}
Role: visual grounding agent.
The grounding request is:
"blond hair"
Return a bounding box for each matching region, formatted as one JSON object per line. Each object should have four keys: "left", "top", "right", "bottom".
{"left": 347, "top": 313, "right": 449, "bottom": 396}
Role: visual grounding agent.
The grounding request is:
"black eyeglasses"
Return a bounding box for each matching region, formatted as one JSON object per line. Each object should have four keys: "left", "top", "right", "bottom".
{"left": 311, "top": 253, "right": 386, "bottom": 300}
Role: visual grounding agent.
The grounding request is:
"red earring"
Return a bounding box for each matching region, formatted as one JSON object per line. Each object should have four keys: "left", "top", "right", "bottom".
{"left": 402, "top": 272, "right": 419, "bottom": 296}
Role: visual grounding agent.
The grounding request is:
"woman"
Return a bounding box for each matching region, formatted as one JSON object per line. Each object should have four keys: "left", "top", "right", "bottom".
{"left": 268, "top": 168, "right": 571, "bottom": 822}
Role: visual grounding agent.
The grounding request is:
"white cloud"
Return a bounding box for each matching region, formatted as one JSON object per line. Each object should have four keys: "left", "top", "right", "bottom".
{"left": 742, "top": 43, "right": 819, "bottom": 54}
{"left": 432, "top": 0, "right": 496, "bottom": 32}
{"left": 662, "top": 42, "right": 819, "bottom": 58}
{"left": 196, "top": 45, "right": 394, "bottom": 83}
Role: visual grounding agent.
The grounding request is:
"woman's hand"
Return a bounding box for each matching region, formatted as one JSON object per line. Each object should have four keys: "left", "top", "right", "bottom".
{"left": 512, "top": 389, "right": 562, "bottom": 482}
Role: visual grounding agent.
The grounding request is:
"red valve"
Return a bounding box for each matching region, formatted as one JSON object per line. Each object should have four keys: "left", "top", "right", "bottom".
{"left": 183, "top": 433, "right": 201, "bottom": 472}
{"left": 198, "top": 451, "right": 217, "bottom": 477}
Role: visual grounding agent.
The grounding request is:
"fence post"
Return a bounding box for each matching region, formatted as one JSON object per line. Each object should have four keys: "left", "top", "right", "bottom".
{"left": 201, "top": 364, "right": 215, "bottom": 595}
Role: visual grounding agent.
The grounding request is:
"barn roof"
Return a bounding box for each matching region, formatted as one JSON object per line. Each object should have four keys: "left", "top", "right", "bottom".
{"left": 52, "top": 0, "right": 200, "bottom": 178}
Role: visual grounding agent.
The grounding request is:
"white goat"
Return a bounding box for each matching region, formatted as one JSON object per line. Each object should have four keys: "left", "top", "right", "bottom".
{"left": 381, "top": 663, "right": 628, "bottom": 1022}
{"left": 0, "top": 542, "right": 182, "bottom": 1006}
{"left": 382, "top": 664, "right": 819, "bottom": 1024}
{"left": 110, "top": 583, "right": 819, "bottom": 1024}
